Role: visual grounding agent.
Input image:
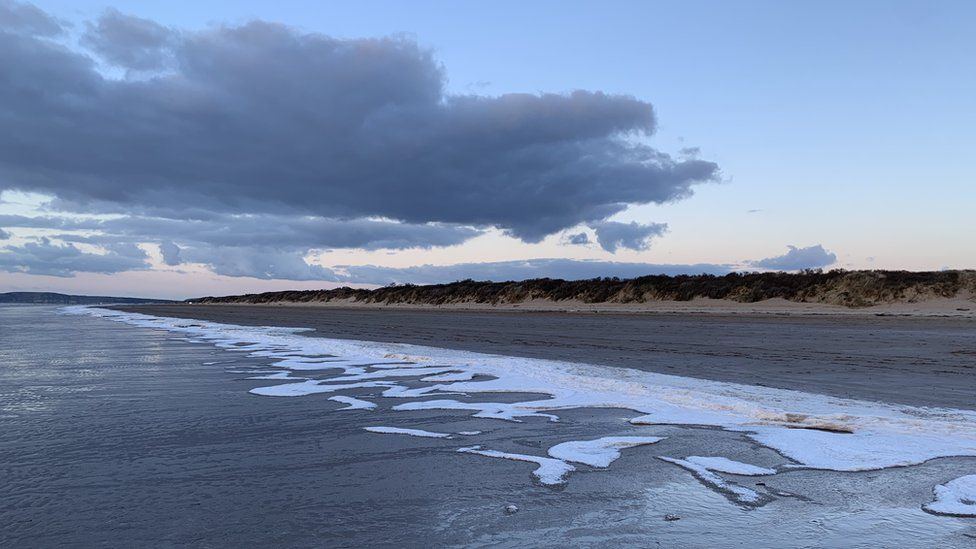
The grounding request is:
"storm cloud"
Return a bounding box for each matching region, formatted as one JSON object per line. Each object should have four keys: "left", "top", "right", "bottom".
{"left": 0, "top": 1, "right": 727, "bottom": 285}
{"left": 748, "top": 244, "right": 837, "bottom": 271}
{"left": 0, "top": 2, "right": 718, "bottom": 243}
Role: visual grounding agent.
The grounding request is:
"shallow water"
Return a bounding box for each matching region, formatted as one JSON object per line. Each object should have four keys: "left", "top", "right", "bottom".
{"left": 1, "top": 305, "right": 975, "bottom": 547}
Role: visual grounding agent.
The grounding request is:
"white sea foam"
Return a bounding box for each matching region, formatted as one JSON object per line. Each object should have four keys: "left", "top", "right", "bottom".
{"left": 329, "top": 395, "right": 377, "bottom": 411}
{"left": 324, "top": 366, "right": 459, "bottom": 383}
{"left": 741, "top": 424, "right": 976, "bottom": 472}
{"left": 250, "top": 380, "right": 397, "bottom": 397}
{"left": 364, "top": 426, "right": 451, "bottom": 438}
{"left": 659, "top": 456, "right": 767, "bottom": 505}
{"left": 393, "top": 399, "right": 560, "bottom": 422}
{"left": 548, "top": 436, "right": 664, "bottom": 468}
{"left": 682, "top": 456, "right": 776, "bottom": 476}
{"left": 458, "top": 446, "right": 575, "bottom": 485}
{"left": 923, "top": 475, "right": 976, "bottom": 517}
{"left": 63, "top": 306, "right": 976, "bottom": 505}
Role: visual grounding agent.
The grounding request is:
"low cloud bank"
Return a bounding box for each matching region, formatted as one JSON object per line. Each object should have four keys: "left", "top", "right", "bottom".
{"left": 336, "top": 259, "right": 731, "bottom": 285}
{"left": 748, "top": 245, "right": 837, "bottom": 271}
{"left": 0, "top": 238, "right": 147, "bottom": 277}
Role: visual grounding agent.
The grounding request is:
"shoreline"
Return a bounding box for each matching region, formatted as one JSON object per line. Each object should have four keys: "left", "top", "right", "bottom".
{"left": 115, "top": 303, "right": 976, "bottom": 410}
{"left": 181, "top": 295, "right": 976, "bottom": 318}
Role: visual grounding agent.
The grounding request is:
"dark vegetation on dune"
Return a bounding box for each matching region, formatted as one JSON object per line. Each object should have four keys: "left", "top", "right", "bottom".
{"left": 190, "top": 270, "right": 976, "bottom": 308}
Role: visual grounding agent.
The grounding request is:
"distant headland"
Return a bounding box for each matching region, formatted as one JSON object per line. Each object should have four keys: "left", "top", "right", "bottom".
{"left": 0, "top": 292, "right": 175, "bottom": 305}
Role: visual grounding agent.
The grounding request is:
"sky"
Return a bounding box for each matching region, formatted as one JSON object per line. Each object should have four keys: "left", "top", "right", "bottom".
{"left": 1, "top": 0, "right": 973, "bottom": 299}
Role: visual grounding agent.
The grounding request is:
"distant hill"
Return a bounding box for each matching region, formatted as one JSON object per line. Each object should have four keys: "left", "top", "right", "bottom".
{"left": 190, "top": 270, "right": 976, "bottom": 309}
{"left": 0, "top": 292, "right": 176, "bottom": 305}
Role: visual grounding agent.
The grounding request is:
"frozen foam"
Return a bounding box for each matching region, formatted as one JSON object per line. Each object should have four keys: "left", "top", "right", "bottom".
{"left": 548, "top": 436, "right": 664, "bottom": 468}
{"left": 659, "top": 456, "right": 768, "bottom": 506}
{"left": 458, "top": 446, "right": 575, "bottom": 485}
{"left": 923, "top": 475, "right": 976, "bottom": 517}
{"left": 364, "top": 426, "right": 451, "bottom": 438}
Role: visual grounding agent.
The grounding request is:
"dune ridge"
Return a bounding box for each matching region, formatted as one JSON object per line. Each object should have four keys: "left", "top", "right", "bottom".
{"left": 190, "top": 270, "right": 976, "bottom": 309}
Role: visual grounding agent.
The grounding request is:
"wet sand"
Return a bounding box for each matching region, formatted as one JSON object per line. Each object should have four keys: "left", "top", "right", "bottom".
{"left": 120, "top": 304, "right": 976, "bottom": 411}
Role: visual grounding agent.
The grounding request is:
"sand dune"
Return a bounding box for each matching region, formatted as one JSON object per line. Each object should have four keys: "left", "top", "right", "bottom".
{"left": 189, "top": 270, "right": 976, "bottom": 318}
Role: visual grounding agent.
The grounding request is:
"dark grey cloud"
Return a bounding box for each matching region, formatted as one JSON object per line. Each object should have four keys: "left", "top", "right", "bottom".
{"left": 104, "top": 215, "right": 478, "bottom": 250}
{"left": 566, "top": 232, "right": 590, "bottom": 245}
{"left": 0, "top": 0, "right": 64, "bottom": 36}
{"left": 0, "top": 2, "right": 723, "bottom": 282}
{"left": 0, "top": 2, "right": 718, "bottom": 243}
{"left": 0, "top": 228, "right": 9, "bottom": 239}
{"left": 81, "top": 9, "right": 175, "bottom": 70}
{"left": 158, "top": 240, "right": 180, "bottom": 266}
{"left": 0, "top": 237, "right": 148, "bottom": 277}
{"left": 748, "top": 244, "right": 836, "bottom": 271}
{"left": 338, "top": 258, "right": 730, "bottom": 285}
{"left": 591, "top": 221, "right": 668, "bottom": 252}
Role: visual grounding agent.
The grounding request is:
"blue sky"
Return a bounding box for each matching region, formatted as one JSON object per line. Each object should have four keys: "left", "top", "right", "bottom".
{"left": 1, "top": 1, "right": 973, "bottom": 298}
